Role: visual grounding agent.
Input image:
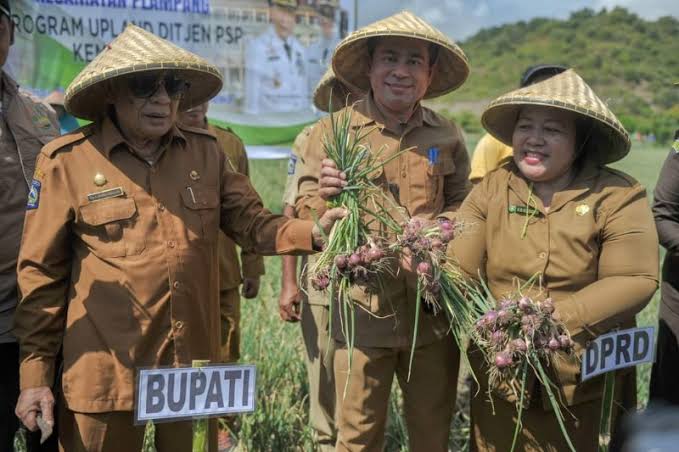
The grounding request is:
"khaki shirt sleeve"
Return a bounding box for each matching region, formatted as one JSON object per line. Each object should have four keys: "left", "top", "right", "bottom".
{"left": 294, "top": 122, "right": 328, "bottom": 221}
{"left": 218, "top": 150, "right": 314, "bottom": 255}
{"left": 439, "top": 122, "right": 472, "bottom": 221}
{"left": 448, "top": 177, "right": 488, "bottom": 280}
{"left": 557, "top": 185, "right": 659, "bottom": 336}
{"left": 235, "top": 140, "right": 265, "bottom": 279}
{"left": 15, "top": 153, "right": 73, "bottom": 389}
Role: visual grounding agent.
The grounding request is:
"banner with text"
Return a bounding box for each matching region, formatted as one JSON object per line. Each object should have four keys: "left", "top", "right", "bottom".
{"left": 8, "top": 0, "right": 356, "bottom": 144}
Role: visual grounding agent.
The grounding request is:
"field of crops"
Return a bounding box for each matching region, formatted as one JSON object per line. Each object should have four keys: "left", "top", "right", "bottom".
{"left": 238, "top": 139, "right": 669, "bottom": 451}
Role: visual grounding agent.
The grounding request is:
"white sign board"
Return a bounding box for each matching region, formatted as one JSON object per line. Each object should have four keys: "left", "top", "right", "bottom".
{"left": 581, "top": 327, "right": 655, "bottom": 382}
{"left": 135, "top": 365, "right": 256, "bottom": 423}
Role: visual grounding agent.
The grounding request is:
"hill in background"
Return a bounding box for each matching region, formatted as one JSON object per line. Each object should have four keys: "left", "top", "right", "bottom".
{"left": 434, "top": 7, "right": 679, "bottom": 142}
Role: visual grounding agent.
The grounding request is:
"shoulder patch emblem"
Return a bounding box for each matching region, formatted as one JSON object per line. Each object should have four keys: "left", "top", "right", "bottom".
{"left": 27, "top": 179, "right": 41, "bottom": 210}
{"left": 287, "top": 154, "right": 297, "bottom": 175}
{"left": 672, "top": 139, "right": 679, "bottom": 153}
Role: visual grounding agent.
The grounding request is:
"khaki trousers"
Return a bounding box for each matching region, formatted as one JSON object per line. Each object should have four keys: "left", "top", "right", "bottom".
{"left": 334, "top": 336, "right": 459, "bottom": 452}
{"left": 219, "top": 288, "right": 241, "bottom": 363}
{"left": 301, "top": 301, "right": 337, "bottom": 451}
{"left": 58, "top": 406, "right": 217, "bottom": 452}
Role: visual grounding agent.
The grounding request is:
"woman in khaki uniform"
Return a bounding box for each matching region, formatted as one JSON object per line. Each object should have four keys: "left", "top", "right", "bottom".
{"left": 449, "top": 69, "right": 659, "bottom": 451}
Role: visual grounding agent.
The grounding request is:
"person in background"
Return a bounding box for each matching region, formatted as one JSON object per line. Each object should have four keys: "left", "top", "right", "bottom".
{"left": 243, "top": 0, "right": 309, "bottom": 115}
{"left": 450, "top": 69, "right": 658, "bottom": 451}
{"left": 178, "top": 102, "right": 264, "bottom": 450}
{"left": 12, "top": 24, "right": 342, "bottom": 451}
{"left": 43, "top": 90, "right": 79, "bottom": 134}
{"left": 649, "top": 89, "right": 679, "bottom": 404}
{"left": 307, "top": 1, "right": 340, "bottom": 99}
{"left": 280, "top": 67, "right": 361, "bottom": 452}
{"left": 0, "top": 0, "right": 60, "bottom": 449}
{"left": 469, "top": 64, "right": 566, "bottom": 183}
{"left": 301, "top": 11, "right": 472, "bottom": 451}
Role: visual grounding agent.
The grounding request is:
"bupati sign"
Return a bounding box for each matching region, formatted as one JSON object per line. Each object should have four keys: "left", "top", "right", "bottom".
{"left": 581, "top": 327, "right": 655, "bottom": 382}
{"left": 135, "top": 364, "right": 256, "bottom": 423}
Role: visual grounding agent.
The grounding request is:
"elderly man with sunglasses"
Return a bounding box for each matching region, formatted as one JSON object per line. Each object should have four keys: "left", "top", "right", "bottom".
{"left": 12, "top": 25, "right": 342, "bottom": 452}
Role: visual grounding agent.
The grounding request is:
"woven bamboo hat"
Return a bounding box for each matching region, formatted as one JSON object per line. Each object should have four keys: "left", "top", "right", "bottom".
{"left": 332, "top": 11, "right": 469, "bottom": 99}
{"left": 482, "top": 69, "right": 631, "bottom": 164}
{"left": 65, "top": 24, "right": 223, "bottom": 120}
{"left": 312, "top": 67, "right": 362, "bottom": 112}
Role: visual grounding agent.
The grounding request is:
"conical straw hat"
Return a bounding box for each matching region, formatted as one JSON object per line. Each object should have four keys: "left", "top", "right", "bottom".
{"left": 312, "top": 67, "right": 363, "bottom": 112}
{"left": 65, "top": 24, "right": 223, "bottom": 120}
{"left": 482, "top": 69, "right": 631, "bottom": 164}
{"left": 332, "top": 11, "right": 469, "bottom": 99}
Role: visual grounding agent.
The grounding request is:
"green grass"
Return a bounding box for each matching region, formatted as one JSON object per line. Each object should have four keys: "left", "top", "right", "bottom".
{"left": 239, "top": 141, "right": 668, "bottom": 450}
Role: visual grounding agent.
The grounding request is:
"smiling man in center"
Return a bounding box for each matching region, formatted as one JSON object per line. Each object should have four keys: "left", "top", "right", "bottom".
{"left": 294, "top": 11, "right": 472, "bottom": 452}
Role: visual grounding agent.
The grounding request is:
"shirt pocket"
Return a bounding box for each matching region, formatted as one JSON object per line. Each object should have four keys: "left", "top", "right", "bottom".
{"left": 78, "top": 197, "right": 145, "bottom": 258}
{"left": 425, "top": 155, "right": 456, "bottom": 205}
{"left": 180, "top": 183, "right": 220, "bottom": 243}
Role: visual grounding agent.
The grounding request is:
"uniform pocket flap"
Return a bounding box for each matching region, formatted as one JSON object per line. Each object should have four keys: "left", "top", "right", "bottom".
{"left": 427, "top": 157, "right": 455, "bottom": 176}
{"left": 180, "top": 184, "right": 220, "bottom": 210}
{"left": 80, "top": 197, "right": 137, "bottom": 226}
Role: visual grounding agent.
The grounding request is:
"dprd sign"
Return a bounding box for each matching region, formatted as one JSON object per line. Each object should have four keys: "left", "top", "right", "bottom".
{"left": 135, "top": 364, "right": 256, "bottom": 423}
{"left": 581, "top": 327, "right": 655, "bottom": 382}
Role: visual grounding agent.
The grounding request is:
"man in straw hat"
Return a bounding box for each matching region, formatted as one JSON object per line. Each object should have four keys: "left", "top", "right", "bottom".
{"left": 0, "top": 0, "right": 60, "bottom": 448}
{"left": 244, "top": 0, "right": 309, "bottom": 115}
{"left": 178, "top": 102, "right": 264, "bottom": 449}
{"left": 12, "top": 24, "right": 344, "bottom": 451}
{"left": 449, "top": 68, "right": 657, "bottom": 450}
{"left": 297, "top": 11, "right": 472, "bottom": 451}
{"left": 280, "top": 67, "right": 362, "bottom": 452}
{"left": 469, "top": 63, "right": 566, "bottom": 183}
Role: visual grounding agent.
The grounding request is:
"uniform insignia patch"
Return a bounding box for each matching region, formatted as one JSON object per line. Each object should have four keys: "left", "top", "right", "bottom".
{"left": 27, "top": 179, "right": 41, "bottom": 210}
{"left": 508, "top": 204, "right": 542, "bottom": 216}
{"left": 575, "top": 204, "right": 590, "bottom": 216}
{"left": 672, "top": 139, "right": 679, "bottom": 153}
{"left": 33, "top": 168, "right": 45, "bottom": 181}
{"left": 288, "top": 155, "right": 297, "bottom": 175}
{"left": 87, "top": 187, "right": 124, "bottom": 203}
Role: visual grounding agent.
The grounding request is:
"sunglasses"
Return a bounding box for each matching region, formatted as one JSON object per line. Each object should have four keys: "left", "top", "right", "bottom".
{"left": 127, "top": 72, "right": 190, "bottom": 99}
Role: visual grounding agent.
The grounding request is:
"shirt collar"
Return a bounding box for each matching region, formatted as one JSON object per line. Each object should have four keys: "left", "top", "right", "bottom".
{"left": 350, "top": 92, "right": 434, "bottom": 134}
{"left": 99, "top": 113, "right": 186, "bottom": 159}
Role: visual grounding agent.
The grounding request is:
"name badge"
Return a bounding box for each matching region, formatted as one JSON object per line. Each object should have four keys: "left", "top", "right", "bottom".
{"left": 87, "top": 187, "right": 125, "bottom": 203}
{"left": 581, "top": 327, "right": 655, "bottom": 382}
{"left": 508, "top": 204, "right": 542, "bottom": 216}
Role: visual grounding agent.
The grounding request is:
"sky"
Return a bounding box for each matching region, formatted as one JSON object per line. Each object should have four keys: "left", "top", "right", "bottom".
{"left": 357, "top": 0, "right": 679, "bottom": 40}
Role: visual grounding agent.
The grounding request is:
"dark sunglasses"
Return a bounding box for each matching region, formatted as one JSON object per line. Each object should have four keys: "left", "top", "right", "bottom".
{"left": 127, "top": 72, "right": 190, "bottom": 99}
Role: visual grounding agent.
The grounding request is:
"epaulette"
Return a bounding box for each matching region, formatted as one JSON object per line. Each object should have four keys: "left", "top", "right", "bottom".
{"left": 177, "top": 122, "right": 217, "bottom": 140}
{"left": 213, "top": 123, "right": 234, "bottom": 134}
{"left": 42, "top": 124, "right": 95, "bottom": 157}
{"left": 601, "top": 166, "right": 639, "bottom": 187}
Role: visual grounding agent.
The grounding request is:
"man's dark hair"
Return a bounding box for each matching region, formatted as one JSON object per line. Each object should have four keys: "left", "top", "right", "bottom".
{"left": 367, "top": 37, "right": 439, "bottom": 68}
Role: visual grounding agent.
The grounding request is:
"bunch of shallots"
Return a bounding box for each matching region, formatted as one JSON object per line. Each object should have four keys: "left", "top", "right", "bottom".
{"left": 473, "top": 293, "right": 576, "bottom": 452}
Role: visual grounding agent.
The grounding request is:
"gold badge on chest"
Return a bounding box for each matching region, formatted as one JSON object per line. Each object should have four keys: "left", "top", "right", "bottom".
{"left": 93, "top": 173, "right": 107, "bottom": 186}
{"left": 575, "top": 204, "right": 590, "bottom": 216}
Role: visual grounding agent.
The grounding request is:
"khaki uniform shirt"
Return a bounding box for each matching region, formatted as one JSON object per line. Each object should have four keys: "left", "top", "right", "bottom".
{"left": 450, "top": 161, "right": 658, "bottom": 406}
{"left": 0, "top": 72, "right": 59, "bottom": 343}
{"left": 295, "top": 94, "right": 472, "bottom": 347}
{"left": 209, "top": 124, "right": 265, "bottom": 290}
{"left": 14, "top": 116, "right": 314, "bottom": 412}
{"left": 469, "top": 133, "right": 513, "bottom": 183}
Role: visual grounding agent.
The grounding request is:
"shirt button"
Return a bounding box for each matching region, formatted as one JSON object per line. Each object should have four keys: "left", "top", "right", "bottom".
{"left": 174, "top": 320, "right": 184, "bottom": 330}
{"left": 538, "top": 252, "right": 547, "bottom": 259}
{"left": 173, "top": 281, "right": 181, "bottom": 289}
{"left": 167, "top": 240, "right": 175, "bottom": 248}
{"left": 401, "top": 171, "right": 407, "bottom": 178}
